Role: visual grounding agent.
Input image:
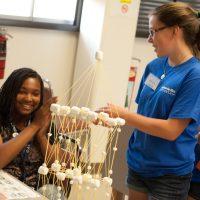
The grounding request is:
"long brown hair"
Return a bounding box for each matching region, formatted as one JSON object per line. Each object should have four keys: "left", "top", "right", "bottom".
{"left": 150, "top": 2, "right": 200, "bottom": 58}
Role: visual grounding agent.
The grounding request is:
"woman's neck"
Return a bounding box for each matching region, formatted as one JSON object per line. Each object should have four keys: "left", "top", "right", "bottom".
{"left": 12, "top": 114, "right": 30, "bottom": 130}
{"left": 168, "top": 53, "right": 193, "bottom": 67}
{"left": 168, "top": 41, "right": 193, "bottom": 67}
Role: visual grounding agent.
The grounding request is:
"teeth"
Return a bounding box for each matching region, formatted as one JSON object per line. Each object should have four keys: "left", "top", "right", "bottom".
{"left": 23, "top": 105, "right": 32, "bottom": 109}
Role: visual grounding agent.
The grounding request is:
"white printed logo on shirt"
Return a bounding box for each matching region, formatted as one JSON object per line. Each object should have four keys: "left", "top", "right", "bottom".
{"left": 161, "top": 86, "right": 176, "bottom": 96}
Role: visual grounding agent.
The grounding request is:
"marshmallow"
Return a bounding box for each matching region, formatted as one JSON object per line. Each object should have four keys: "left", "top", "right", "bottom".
{"left": 38, "top": 164, "right": 49, "bottom": 175}
{"left": 47, "top": 132, "right": 52, "bottom": 137}
{"left": 73, "top": 168, "right": 82, "bottom": 176}
{"left": 95, "top": 50, "right": 104, "bottom": 61}
{"left": 98, "top": 112, "right": 109, "bottom": 121}
{"left": 115, "top": 117, "right": 126, "bottom": 126}
{"left": 56, "top": 172, "right": 66, "bottom": 181}
{"left": 12, "top": 132, "right": 19, "bottom": 138}
{"left": 59, "top": 106, "right": 71, "bottom": 116}
{"left": 82, "top": 173, "right": 92, "bottom": 183}
{"left": 69, "top": 106, "right": 80, "bottom": 117}
{"left": 87, "top": 111, "right": 98, "bottom": 121}
{"left": 87, "top": 166, "right": 92, "bottom": 170}
{"left": 109, "top": 170, "right": 113, "bottom": 175}
{"left": 113, "top": 147, "right": 118, "bottom": 151}
{"left": 50, "top": 104, "right": 61, "bottom": 114}
{"left": 117, "top": 128, "right": 121, "bottom": 133}
{"left": 90, "top": 179, "right": 100, "bottom": 188}
{"left": 61, "top": 162, "right": 66, "bottom": 167}
{"left": 106, "top": 118, "right": 117, "bottom": 127}
{"left": 66, "top": 138, "right": 71, "bottom": 144}
{"left": 51, "top": 161, "right": 61, "bottom": 172}
{"left": 102, "top": 177, "right": 113, "bottom": 186}
{"left": 73, "top": 175, "right": 83, "bottom": 184}
{"left": 65, "top": 169, "right": 74, "bottom": 179}
{"left": 58, "top": 135, "right": 63, "bottom": 141}
{"left": 79, "top": 107, "right": 90, "bottom": 120}
{"left": 57, "top": 186, "right": 62, "bottom": 191}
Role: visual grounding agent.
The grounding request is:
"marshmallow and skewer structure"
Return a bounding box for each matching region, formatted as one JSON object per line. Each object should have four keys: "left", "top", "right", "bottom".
{"left": 37, "top": 51, "right": 126, "bottom": 200}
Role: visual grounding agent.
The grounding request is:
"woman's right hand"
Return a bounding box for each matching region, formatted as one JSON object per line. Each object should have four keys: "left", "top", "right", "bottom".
{"left": 0, "top": 193, "right": 7, "bottom": 200}
{"left": 32, "top": 96, "right": 57, "bottom": 128}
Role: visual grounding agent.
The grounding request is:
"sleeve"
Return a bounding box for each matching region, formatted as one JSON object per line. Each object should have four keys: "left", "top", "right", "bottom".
{"left": 135, "top": 65, "right": 150, "bottom": 104}
{"left": 169, "top": 78, "right": 200, "bottom": 122}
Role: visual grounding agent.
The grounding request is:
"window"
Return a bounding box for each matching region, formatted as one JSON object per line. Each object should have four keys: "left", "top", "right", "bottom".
{"left": 0, "top": 0, "right": 83, "bottom": 31}
{"left": 136, "top": 0, "right": 200, "bottom": 38}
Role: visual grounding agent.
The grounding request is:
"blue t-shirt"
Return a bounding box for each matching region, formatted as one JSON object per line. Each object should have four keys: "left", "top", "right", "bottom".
{"left": 127, "top": 56, "right": 200, "bottom": 177}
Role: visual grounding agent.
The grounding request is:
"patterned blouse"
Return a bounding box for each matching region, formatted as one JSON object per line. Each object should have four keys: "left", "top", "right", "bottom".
{"left": 0, "top": 124, "right": 43, "bottom": 189}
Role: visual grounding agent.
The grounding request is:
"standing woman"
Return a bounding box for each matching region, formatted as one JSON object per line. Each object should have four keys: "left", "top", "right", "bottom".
{"left": 100, "top": 2, "right": 200, "bottom": 200}
{"left": 0, "top": 68, "right": 57, "bottom": 189}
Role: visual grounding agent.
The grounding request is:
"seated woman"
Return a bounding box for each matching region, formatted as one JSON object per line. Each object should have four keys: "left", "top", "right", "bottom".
{"left": 0, "top": 68, "right": 58, "bottom": 189}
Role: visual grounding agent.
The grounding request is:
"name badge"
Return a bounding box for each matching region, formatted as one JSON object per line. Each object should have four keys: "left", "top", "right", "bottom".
{"left": 145, "top": 73, "right": 160, "bottom": 91}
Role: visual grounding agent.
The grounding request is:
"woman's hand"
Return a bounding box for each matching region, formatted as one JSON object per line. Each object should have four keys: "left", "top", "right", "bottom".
{"left": 33, "top": 96, "right": 57, "bottom": 128}
{"left": 98, "top": 103, "right": 128, "bottom": 118}
{"left": 0, "top": 193, "right": 7, "bottom": 200}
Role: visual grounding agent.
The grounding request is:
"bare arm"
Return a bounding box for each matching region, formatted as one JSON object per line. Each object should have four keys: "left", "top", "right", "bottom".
{"left": 0, "top": 123, "right": 40, "bottom": 169}
{"left": 99, "top": 103, "right": 191, "bottom": 141}
{"left": 0, "top": 96, "right": 57, "bottom": 169}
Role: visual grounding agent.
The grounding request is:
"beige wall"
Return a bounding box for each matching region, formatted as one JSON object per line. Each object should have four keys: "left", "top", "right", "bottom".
{"left": 0, "top": 26, "right": 78, "bottom": 104}
{"left": 131, "top": 37, "right": 156, "bottom": 111}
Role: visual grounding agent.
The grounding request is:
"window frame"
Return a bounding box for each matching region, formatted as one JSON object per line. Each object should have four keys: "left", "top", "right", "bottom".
{"left": 0, "top": 0, "right": 84, "bottom": 31}
{"left": 136, "top": 0, "right": 199, "bottom": 38}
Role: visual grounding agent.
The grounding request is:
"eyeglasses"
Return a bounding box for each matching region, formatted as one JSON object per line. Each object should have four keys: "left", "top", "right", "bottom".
{"left": 149, "top": 26, "right": 169, "bottom": 37}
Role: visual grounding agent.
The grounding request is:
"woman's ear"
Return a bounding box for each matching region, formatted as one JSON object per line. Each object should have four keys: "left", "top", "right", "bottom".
{"left": 172, "top": 25, "right": 181, "bottom": 36}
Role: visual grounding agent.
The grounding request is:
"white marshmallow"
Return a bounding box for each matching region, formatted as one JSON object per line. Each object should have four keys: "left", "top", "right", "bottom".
{"left": 113, "top": 147, "right": 118, "bottom": 151}
{"left": 66, "top": 138, "right": 71, "bottom": 144}
{"left": 57, "top": 186, "right": 62, "bottom": 191}
{"left": 38, "top": 164, "right": 49, "bottom": 175}
{"left": 73, "top": 168, "right": 82, "bottom": 176}
{"left": 12, "top": 132, "right": 19, "bottom": 138}
{"left": 47, "top": 132, "right": 52, "bottom": 137}
{"left": 50, "top": 104, "right": 61, "bottom": 115}
{"left": 69, "top": 106, "right": 80, "bottom": 117}
{"left": 90, "top": 179, "right": 100, "bottom": 188}
{"left": 87, "top": 166, "right": 92, "bottom": 170}
{"left": 51, "top": 161, "right": 61, "bottom": 172}
{"left": 73, "top": 175, "right": 83, "bottom": 184}
{"left": 58, "top": 135, "right": 63, "bottom": 141}
{"left": 106, "top": 118, "right": 117, "bottom": 127}
{"left": 65, "top": 169, "right": 74, "bottom": 179}
{"left": 61, "top": 162, "right": 66, "bottom": 167}
{"left": 102, "top": 177, "right": 113, "bottom": 186}
{"left": 95, "top": 50, "right": 104, "bottom": 61}
{"left": 79, "top": 107, "right": 90, "bottom": 120}
{"left": 87, "top": 111, "right": 98, "bottom": 121}
{"left": 115, "top": 117, "right": 126, "bottom": 126}
{"left": 56, "top": 172, "right": 66, "bottom": 181}
{"left": 82, "top": 173, "right": 92, "bottom": 183}
{"left": 117, "top": 128, "right": 121, "bottom": 133}
{"left": 59, "top": 106, "right": 71, "bottom": 116}
{"left": 98, "top": 112, "right": 109, "bottom": 121}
